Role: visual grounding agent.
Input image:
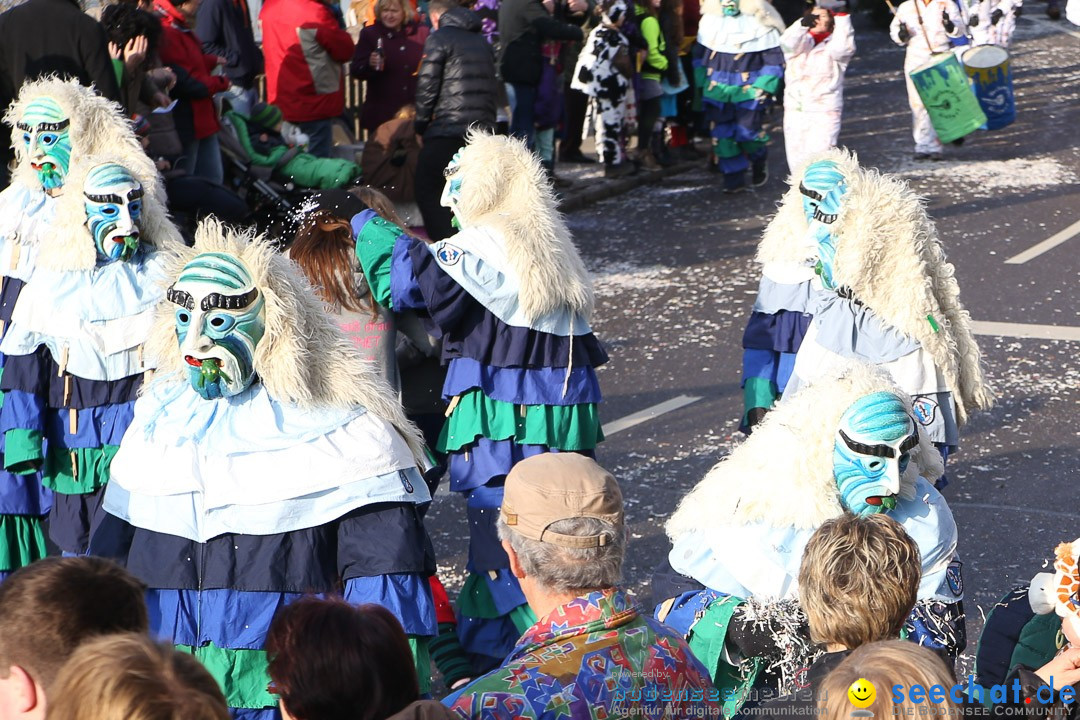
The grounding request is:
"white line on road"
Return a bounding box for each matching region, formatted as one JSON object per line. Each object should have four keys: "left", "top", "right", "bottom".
{"left": 972, "top": 320, "right": 1080, "bottom": 342}
{"left": 1004, "top": 217, "right": 1080, "bottom": 264}
{"left": 603, "top": 395, "right": 703, "bottom": 436}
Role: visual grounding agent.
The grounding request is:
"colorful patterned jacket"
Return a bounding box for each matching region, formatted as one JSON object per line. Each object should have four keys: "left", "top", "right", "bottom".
{"left": 444, "top": 588, "right": 723, "bottom": 719}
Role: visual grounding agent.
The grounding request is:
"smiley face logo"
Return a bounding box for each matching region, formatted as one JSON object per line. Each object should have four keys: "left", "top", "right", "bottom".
{"left": 848, "top": 678, "right": 876, "bottom": 709}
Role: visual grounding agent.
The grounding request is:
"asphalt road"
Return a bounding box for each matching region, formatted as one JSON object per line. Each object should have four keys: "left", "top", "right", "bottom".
{"left": 425, "top": 11, "right": 1080, "bottom": 675}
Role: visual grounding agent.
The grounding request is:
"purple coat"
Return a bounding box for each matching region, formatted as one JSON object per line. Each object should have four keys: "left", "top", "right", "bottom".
{"left": 351, "top": 20, "right": 429, "bottom": 132}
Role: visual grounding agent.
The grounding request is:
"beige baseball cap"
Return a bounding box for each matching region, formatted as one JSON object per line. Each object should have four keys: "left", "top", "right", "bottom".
{"left": 501, "top": 454, "right": 624, "bottom": 549}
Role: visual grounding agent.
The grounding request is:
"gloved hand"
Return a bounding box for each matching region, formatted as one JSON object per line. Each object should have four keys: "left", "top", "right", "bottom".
{"left": 942, "top": 10, "right": 956, "bottom": 31}
{"left": 969, "top": 13, "right": 979, "bottom": 24}
{"left": 990, "top": 7, "right": 1004, "bottom": 22}
{"left": 897, "top": 22, "right": 912, "bottom": 42}
{"left": 1013, "top": 4, "right": 1022, "bottom": 16}
{"left": 801, "top": 9, "right": 816, "bottom": 25}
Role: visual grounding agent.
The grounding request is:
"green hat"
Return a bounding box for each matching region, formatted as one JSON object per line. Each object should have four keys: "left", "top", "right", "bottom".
{"left": 249, "top": 102, "right": 283, "bottom": 128}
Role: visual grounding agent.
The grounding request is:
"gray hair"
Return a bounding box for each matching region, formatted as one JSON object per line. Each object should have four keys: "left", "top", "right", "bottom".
{"left": 497, "top": 516, "right": 625, "bottom": 594}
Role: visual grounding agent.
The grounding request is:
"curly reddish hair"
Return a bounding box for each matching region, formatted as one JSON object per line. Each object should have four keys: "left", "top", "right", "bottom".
{"left": 265, "top": 597, "right": 419, "bottom": 720}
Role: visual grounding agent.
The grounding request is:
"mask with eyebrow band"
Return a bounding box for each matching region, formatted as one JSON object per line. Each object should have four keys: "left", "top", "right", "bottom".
{"left": 83, "top": 163, "right": 144, "bottom": 263}
{"left": 834, "top": 391, "right": 919, "bottom": 515}
{"left": 166, "top": 252, "right": 266, "bottom": 400}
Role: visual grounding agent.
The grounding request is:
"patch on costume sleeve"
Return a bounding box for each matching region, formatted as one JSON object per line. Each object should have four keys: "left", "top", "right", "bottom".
{"left": 399, "top": 470, "right": 415, "bottom": 494}
{"left": 435, "top": 243, "right": 463, "bottom": 266}
{"left": 946, "top": 560, "right": 963, "bottom": 597}
{"left": 912, "top": 396, "right": 938, "bottom": 426}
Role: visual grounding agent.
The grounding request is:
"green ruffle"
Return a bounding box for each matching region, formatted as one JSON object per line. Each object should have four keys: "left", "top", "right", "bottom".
{"left": 0, "top": 514, "right": 49, "bottom": 572}
{"left": 42, "top": 444, "right": 119, "bottom": 495}
{"left": 4, "top": 429, "right": 44, "bottom": 475}
{"left": 180, "top": 636, "right": 434, "bottom": 709}
{"left": 439, "top": 390, "right": 603, "bottom": 453}
{"left": 178, "top": 643, "right": 274, "bottom": 710}
{"left": 687, "top": 596, "right": 761, "bottom": 717}
{"left": 742, "top": 377, "right": 778, "bottom": 425}
{"left": 457, "top": 572, "right": 536, "bottom": 633}
{"left": 355, "top": 212, "right": 405, "bottom": 310}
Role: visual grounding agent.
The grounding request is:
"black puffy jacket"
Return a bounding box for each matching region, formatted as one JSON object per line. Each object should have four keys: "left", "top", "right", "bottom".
{"left": 414, "top": 7, "right": 498, "bottom": 139}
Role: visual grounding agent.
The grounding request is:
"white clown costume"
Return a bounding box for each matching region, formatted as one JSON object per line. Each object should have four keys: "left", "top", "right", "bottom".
{"left": 92, "top": 220, "right": 438, "bottom": 716}
{"left": 655, "top": 363, "right": 965, "bottom": 714}
{"left": 782, "top": 150, "right": 994, "bottom": 473}
{"left": 890, "top": 0, "right": 968, "bottom": 156}
{"left": 967, "top": 0, "right": 1022, "bottom": 47}
{"left": 354, "top": 131, "right": 606, "bottom": 671}
{"left": 0, "top": 78, "right": 161, "bottom": 581}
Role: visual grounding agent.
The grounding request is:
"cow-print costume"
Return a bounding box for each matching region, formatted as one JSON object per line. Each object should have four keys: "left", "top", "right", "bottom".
{"left": 571, "top": 0, "right": 632, "bottom": 165}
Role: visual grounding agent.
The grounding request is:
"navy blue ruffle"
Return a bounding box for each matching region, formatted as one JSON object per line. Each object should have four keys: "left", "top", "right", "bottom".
{"left": 50, "top": 486, "right": 105, "bottom": 555}
{"left": 1, "top": 347, "right": 143, "bottom": 409}
{"left": 741, "top": 310, "right": 811, "bottom": 354}
{"left": 406, "top": 237, "right": 609, "bottom": 370}
{"left": 446, "top": 437, "right": 593, "bottom": 493}
{"left": 443, "top": 357, "right": 602, "bottom": 406}
{"left": 96, "top": 501, "right": 435, "bottom": 592}
{"left": 0, "top": 277, "right": 25, "bottom": 324}
{"left": 465, "top": 484, "right": 509, "bottom": 573}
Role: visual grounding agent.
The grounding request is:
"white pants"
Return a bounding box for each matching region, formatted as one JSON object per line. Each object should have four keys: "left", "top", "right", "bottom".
{"left": 784, "top": 108, "right": 842, "bottom": 175}
{"left": 904, "top": 71, "right": 944, "bottom": 154}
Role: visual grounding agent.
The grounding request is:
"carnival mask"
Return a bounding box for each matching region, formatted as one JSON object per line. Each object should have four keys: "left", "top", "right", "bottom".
{"left": 16, "top": 97, "right": 72, "bottom": 192}
{"left": 799, "top": 160, "right": 845, "bottom": 223}
{"left": 809, "top": 182, "right": 847, "bottom": 290}
{"left": 439, "top": 150, "right": 464, "bottom": 213}
{"left": 83, "top": 163, "right": 143, "bottom": 264}
{"left": 721, "top": 0, "right": 740, "bottom": 15}
{"left": 833, "top": 391, "right": 918, "bottom": 515}
{"left": 167, "top": 252, "right": 266, "bottom": 400}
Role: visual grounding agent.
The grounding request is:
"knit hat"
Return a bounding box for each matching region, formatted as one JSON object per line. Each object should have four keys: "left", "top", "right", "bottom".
{"left": 248, "top": 101, "right": 283, "bottom": 128}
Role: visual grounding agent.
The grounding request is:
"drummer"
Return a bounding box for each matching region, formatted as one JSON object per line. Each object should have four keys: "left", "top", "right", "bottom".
{"left": 890, "top": 0, "right": 968, "bottom": 160}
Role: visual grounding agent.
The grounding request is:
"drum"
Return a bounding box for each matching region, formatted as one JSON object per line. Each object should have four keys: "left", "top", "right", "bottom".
{"left": 909, "top": 53, "right": 988, "bottom": 144}
{"left": 962, "top": 44, "right": 1016, "bottom": 130}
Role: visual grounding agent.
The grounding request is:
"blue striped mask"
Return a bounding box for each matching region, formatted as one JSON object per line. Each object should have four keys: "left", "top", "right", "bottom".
{"left": 83, "top": 163, "right": 143, "bottom": 264}
{"left": 16, "top": 97, "right": 71, "bottom": 192}
{"left": 834, "top": 391, "right": 918, "bottom": 515}
{"left": 167, "top": 252, "right": 266, "bottom": 400}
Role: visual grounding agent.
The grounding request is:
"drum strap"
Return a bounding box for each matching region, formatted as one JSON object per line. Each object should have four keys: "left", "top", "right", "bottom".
{"left": 912, "top": 0, "right": 937, "bottom": 55}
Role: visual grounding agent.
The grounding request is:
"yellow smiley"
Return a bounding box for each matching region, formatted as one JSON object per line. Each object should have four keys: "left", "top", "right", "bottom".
{"left": 848, "top": 678, "right": 876, "bottom": 709}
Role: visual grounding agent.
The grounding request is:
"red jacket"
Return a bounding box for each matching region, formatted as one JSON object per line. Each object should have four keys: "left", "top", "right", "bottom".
{"left": 260, "top": 0, "right": 355, "bottom": 123}
{"left": 156, "top": 0, "right": 229, "bottom": 140}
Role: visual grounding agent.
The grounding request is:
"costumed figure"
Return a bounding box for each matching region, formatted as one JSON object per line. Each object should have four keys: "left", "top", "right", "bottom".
{"left": 779, "top": 5, "right": 856, "bottom": 174}
{"left": 92, "top": 219, "right": 438, "bottom": 717}
{"left": 0, "top": 78, "right": 154, "bottom": 579}
{"left": 889, "top": 0, "right": 967, "bottom": 159}
{"left": 784, "top": 149, "right": 994, "bottom": 477}
{"left": 654, "top": 363, "right": 965, "bottom": 716}
{"left": 353, "top": 131, "right": 606, "bottom": 672}
{"left": 571, "top": 0, "right": 635, "bottom": 177}
{"left": 738, "top": 153, "right": 845, "bottom": 433}
{"left": 974, "top": 539, "right": 1080, "bottom": 700}
{"left": 695, "top": 0, "right": 785, "bottom": 192}
{"left": 967, "top": 0, "right": 1022, "bottom": 46}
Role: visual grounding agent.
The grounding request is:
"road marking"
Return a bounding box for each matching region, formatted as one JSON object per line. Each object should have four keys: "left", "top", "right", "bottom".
{"left": 972, "top": 320, "right": 1080, "bottom": 341}
{"left": 952, "top": 502, "right": 1078, "bottom": 520}
{"left": 1004, "top": 218, "right": 1080, "bottom": 264}
{"left": 603, "top": 395, "right": 703, "bottom": 436}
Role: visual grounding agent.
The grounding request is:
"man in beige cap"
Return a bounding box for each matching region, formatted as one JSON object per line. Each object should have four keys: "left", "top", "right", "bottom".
{"left": 445, "top": 453, "right": 721, "bottom": 718}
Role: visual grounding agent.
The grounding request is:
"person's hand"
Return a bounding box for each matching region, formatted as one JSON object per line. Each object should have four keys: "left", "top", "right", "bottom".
{"left": 1013, "top": 4, "right": 1022, "bottom": 16}
{"left": 415, "top": 133, "right": 424, "bottom": 147}
{"left": 568, "top": 0, "right": 588, "bottom": 13}
{"left": 942, "top": 10, "right": 955, "bottom": 31}
{"left": 990, "top": 7, "right": 1004, "bottom": 22}
{"left": 124, "top": 35, "right": 148, "bottom": 71}
{"left": 801, "top": 9, "right": 816, "bottom": 25}
{"left": 1035, "top": 647, "right": 1080, "bottom": 690}
{"left": 216, "top": 55, "right": 228, "bottom": 66}
{"left": 109, "top": 42, "right": 123, "bottom": 61}
{"left": 897, "top": 22, "right": 911, "bottom": 42}
{"left": 541, "top": 0, "right": 555, "bottom": 13}
{"left": 154, "top": 91, "right": 172, "bottom": 108}
{"left": 155, "top": 157, "right": 171, "bottom": 171}
{"left": 370, "top": 51, "right": 382, "bottom": 67}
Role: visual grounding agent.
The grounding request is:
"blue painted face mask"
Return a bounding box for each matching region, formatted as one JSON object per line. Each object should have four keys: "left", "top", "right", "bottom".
{"left": 16, "top": 97, "right": 72, "bottom": 192}
{"left": 83, "top": 163, "right": 143, "bottom": 264}
{"left": 439, "top": 150, "right": 464, "bottom": 212}
{"left": 798, "top": 160, "right": 845, "bottom": 223}
{"left": 721, "top": 0, "right": 740, "bottom": 15}
{"left": 834, "top": 391, "right": 919, "bottom": 515}
{"left": 809, "top": 182, "right": 846, "bottom": 290}
{"left": 167, "top": 252, "right": 266, "bottom": 400}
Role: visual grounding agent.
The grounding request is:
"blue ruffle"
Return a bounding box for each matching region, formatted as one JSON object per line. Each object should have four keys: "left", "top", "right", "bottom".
{"left": 0, "top": 391, "right": 133, "bottom": 450}
{"left": 741, "top": 310, "right": 810, "bottom": 354}
{"left": 443, "top": 357, "right": 602, "bottom": 406}
{"left": 0, "top": 389, "right": 44, "bottom": 433}
{"left": 343, "top": 572, "right": 438, "bottom": 637}
{"left": 741, "top": 348, "right": 797, "bottom": 393}
{"left": 465, "top": 482, "right": 508, "bottom": 572}
{"left": 457, "top": 612, "right": 524, "bottom": 668}
{"left": 475, "top": 567, "right": 528, "bottom": 617}
{"left": 447, "top": 437, "right": 547, "bottom": 493}
{"left": 652, "top": 588, "right": 726, "bottom": 638}
{"left": 0, "top": 347, "right": 144, "bottom": 409}
{"left": 809, "top": 292, "right": 921, "bottom": 364}
{"left": 0, "top": 469, "right": 50, "bottom": 515}
{"left": 231, "top": 709, "right": 277, "bottom": 720}
{"left": 148, "top": 588, "right": 309, "bottom": 650}
{"left": 390, "top": 235, "right": 426, "bottom": 311}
